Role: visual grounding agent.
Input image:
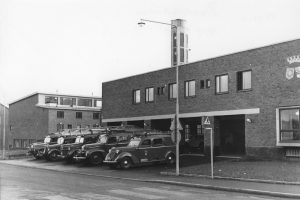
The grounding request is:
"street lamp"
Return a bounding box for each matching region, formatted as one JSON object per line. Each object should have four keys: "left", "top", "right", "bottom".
{"left": 138, "top": 18, "right": 180, "bottom": 175}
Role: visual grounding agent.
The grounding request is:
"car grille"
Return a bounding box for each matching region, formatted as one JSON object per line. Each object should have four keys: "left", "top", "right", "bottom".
{"left": 106, "top": 152, "right": 116, "bottom": 161}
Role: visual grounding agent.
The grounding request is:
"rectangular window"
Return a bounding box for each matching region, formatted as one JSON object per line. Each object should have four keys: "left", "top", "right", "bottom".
{"left": 133, "top": 89, "right": 140, "bottom": 104}
{"left": 14, "top": 139, "right": 21, "bottom": 148}
{"left": 180, "top": 48, "right": 184, "bottom": 62}
{"left": 279, "top": 108, "right": 300, "bottom": 142}
{"left": 145, "top": 87, "right": 154, "bottom": 103}
{"left": 180, "top": 33, "right": 184, "bottom": 47}
{"left": 94, "top": 100, "right": 102, "bottom": 107}
{"left": 78, "top": 98, "right": 92, "bottom": 107}
{"left": 206, "top": 79, "right": 211, "bottom": 88}
{"left": 60, "top": 97, "right": 72, "bottom": 106}
{"left": 168, "top": 83, "right": 177, "bottom": 99}
{"left": 67, "top": 124, "right": 72, "bottom": 129}
{"left": 23, "top": 139, "right": 29, "bottom": 148}
{"left": 185, "top": 80, "right": 196, "bottom": 97}
{"left": 57, "top": 111, "right": 64, "bottom": 118}
{"left": 216, "top": 74, "right": 229, "bottom": 94}
{"left": 185, "top": 124, "right": 190, "bottom": 141}
{"left": 57, "top": 123, "right": 64, "bottom": 131}
{"left": 76, "top": 112, "right": 82, "bottom": 119}
{"left": 237, "top": 70, "right": 252, "bottom": 91}
{"left": 45, "top": 96, "right": 58, "bottom": 104}
{"left": 173, "top": 48, "right": 177, "bottom": 65}
{"left": 200, "top": 80, "right": 205, "bottom": 89}
{"left": 93, "top": 113, "right": 100, "bottom": 119}
{"left": 197, "top": 124, "right": 203, "bottom": 136}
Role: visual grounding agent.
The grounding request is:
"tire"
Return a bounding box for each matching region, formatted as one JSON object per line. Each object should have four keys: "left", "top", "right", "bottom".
{"left": 120, "top": 157, "right": 132, "bottom": 169}
{"left": 89, "top": 153, "right": 103, "bottom": 165}
{"left": 49, "top": 151, "right": 59, "bottom": 161}
{"left": 166, "top": 153, "right": 176, "bottom": 165}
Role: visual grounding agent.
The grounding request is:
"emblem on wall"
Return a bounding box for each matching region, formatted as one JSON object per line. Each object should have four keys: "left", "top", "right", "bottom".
{"left": 286, "top": 55, "right": 300, "bottom": 79}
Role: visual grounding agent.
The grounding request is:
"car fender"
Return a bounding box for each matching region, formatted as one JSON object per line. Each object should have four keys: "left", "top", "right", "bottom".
{"left": 86, "top": 149, "right": 106, "bottom": 158}
{"left": 116, "top": 152, "right": 139, "bottom": 164}
{"left": 164, "top": 150, "right": 175, "bottom": 160}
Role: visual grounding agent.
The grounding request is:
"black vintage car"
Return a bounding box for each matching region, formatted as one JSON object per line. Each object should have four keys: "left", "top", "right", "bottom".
{"left": 27, "top": 133, "right": 62, "bottom": 159}
{"left": 104, "top": 133, "right": 176, "bottom": 169}
{"left": 59, "top": 129, "right": 104, "bottom": 162}
{"left": 43, "top": 135, "right": 78, "bottom": 161}
{"left": 73, "top": 131, "right": 134, "bottom": 165}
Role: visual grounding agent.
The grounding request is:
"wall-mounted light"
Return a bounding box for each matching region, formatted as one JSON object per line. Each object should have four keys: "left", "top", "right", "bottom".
{"left": 246, "top": 118, "right": 253, "bottom": 123}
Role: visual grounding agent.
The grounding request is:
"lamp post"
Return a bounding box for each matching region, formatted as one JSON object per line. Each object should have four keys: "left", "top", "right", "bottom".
{"left": 138, "top": 19, "right": 180, "bottom": 175}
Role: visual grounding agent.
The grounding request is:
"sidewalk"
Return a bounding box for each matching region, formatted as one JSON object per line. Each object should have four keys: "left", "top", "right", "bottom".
{"left": 1, "top": 157, "right": 300, "bottom": 199}
{"left": 165, "top": 155, "right": 300, "bottom": 183}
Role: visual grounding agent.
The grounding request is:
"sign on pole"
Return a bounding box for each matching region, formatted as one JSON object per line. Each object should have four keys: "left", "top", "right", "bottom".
{"left": 204, "top": 116, "right": 210, "bottom": 125}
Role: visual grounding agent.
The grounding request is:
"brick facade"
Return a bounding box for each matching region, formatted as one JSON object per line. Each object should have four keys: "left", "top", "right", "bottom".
{"left": 102, "top": 39, "right": 300, "bottom": 159}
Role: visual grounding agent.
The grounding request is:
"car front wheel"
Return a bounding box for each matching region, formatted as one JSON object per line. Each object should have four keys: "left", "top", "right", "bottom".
{"left": 120, "top": 157, "right": 132, "bottom": 169}
{"left": 49, "top": 151, "right": 59, "bottom": 161}
{"left": 166, "top": 153, "right": 176, "bottom": 165}
{"left": 89, "top": 153, "right": 103, "bottom": 165}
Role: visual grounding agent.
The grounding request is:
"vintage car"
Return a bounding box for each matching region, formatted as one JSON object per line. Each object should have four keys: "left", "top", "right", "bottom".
{"left": 27, "top": 133, "right": 62, "bottom": 159}
{"left": 73, "top": 131, "right": 134, "bottom": 165}
{"left": 43, "top": 135, "right": 78, "bottom": 161}
{"left": 59, "top": 129, "right": 104, "bottom": 162}
{"left": 104, "top": 134, "right": 176, "bottom": 169}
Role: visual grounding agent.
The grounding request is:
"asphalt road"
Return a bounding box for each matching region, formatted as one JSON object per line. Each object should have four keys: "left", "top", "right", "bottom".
{"left": 0, "top": 163, "right": 289, "bottom": 200}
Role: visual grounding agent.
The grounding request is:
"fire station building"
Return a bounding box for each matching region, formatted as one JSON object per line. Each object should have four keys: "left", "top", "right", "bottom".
{"left": 102, "top": 39, "right": 300, "bottom": 159}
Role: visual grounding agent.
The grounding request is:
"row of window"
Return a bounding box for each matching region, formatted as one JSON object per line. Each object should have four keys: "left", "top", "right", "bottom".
{"left": 57, "top": 111, "right": 100, "bottom": 120}
{"left": 56, "top": 123, "right": 100, "bottom": 131}
{"left": 14, "top": 139, "right": 36, "bottom": 149}
{"left": 133, "top": 70, "right": 252, "bottom": 104}
{"left": 45, "top": 96, "right": 102, "bottom": 107}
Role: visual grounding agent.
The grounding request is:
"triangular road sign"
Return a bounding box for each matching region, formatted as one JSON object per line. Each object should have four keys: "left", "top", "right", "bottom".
{"left": 204, "top": 116, "right": 210, "bottom": 125}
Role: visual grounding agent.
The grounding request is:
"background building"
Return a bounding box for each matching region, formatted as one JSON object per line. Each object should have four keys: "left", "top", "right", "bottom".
{"left": 102, "top": 39, "right": 300, "bottom": 159}
{"left": 0, "top": 103, "right": 9, "bottom": 150}
{"left": 9, "top": 92, "right": 102, "bottom": 149}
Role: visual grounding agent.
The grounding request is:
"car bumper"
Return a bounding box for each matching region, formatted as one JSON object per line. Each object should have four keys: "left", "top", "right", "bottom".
{"left": 103, "top": 160, "right": 118, "bottom": 164}
{"left": 73, "top": 156, "right": 87, "bottom": 161}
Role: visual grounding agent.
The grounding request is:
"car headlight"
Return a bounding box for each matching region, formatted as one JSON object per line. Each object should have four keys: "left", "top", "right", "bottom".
{"left": 115, "top": 149, "right": 120, "bottom": 154}
{"left": 81, "top": 145, "right": 85, "bottom": 151}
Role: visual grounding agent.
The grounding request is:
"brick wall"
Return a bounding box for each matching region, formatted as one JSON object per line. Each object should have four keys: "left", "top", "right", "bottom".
{"left": 9, "top": 94, "right": 49, "bottom": 142}
{"left": 48, "top": 109, "right": 101, "bottom": 133}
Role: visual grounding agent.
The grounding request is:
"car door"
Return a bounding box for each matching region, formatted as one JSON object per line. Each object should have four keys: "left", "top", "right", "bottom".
{"left": 151, "top": 138, "right": 164, "bottom": 161}
{"left": 137, "top": 139, "right": 151, "bottom": 163}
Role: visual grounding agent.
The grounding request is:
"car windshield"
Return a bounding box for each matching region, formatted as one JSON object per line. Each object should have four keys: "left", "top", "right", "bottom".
{"left": 98, "top": 135, "right": 108, "bottom": 144}
{"left": 57, "top": 137, "right": 64, "bottom": 144}
{"left": 128, "top": 138, "right": 141, "bottom": 147}
{"left": 44, "top": 136, "right": 51, "bottom": 143}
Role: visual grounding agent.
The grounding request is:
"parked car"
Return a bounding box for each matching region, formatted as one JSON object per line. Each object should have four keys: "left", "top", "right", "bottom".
{"left": 104, "top": 133, "right": 176, "bottom": 169}
{"left": 73, "top": 131, "right": 134, "bottom": 165}
{"left": 27, "top": 133, "right": 62, "bottom": 159}
{"left": 59, "top": 129, "right": 104, "bottom": 162}
{"left": 43, "top": 135, "right": 78, "bottom": 161}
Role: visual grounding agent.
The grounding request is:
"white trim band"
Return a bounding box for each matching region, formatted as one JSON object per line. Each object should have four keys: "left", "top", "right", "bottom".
{"left": 102, "top": 108, "right": 260, "bottom": 123}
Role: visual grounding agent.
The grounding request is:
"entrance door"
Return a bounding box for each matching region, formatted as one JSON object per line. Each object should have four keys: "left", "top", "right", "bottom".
{"left": 219, "top": 115, "right": 245, "bottom": 155}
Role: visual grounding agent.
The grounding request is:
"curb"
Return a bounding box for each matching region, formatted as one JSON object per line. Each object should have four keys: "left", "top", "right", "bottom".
{"left": 2, "top": 162, "right": 300, "bottom": 199}
{"left": 160, "top": 172, "right": 300, "bottom": 185}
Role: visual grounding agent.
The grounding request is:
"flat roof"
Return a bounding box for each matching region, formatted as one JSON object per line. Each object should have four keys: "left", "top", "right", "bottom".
{"left": 103, "top": 38, "right": 300, "bottom": 84}
{"left": 9, "top": 92, "right": 102, "bottom": 105}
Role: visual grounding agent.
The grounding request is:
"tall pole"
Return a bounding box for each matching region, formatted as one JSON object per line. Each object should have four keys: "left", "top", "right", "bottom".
{"left": 175, "top": 61, "right": 180, "bottom": 176}
{"left": 138, "top": 19, "right": 180, "bottom": 175}
{"left": 2, "top": 106, "right": 6, "bottom": 159}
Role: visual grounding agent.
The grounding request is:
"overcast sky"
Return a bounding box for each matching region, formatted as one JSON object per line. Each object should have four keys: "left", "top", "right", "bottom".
{"left": 1, "top": 0, "right": 300, "bottom": 105}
